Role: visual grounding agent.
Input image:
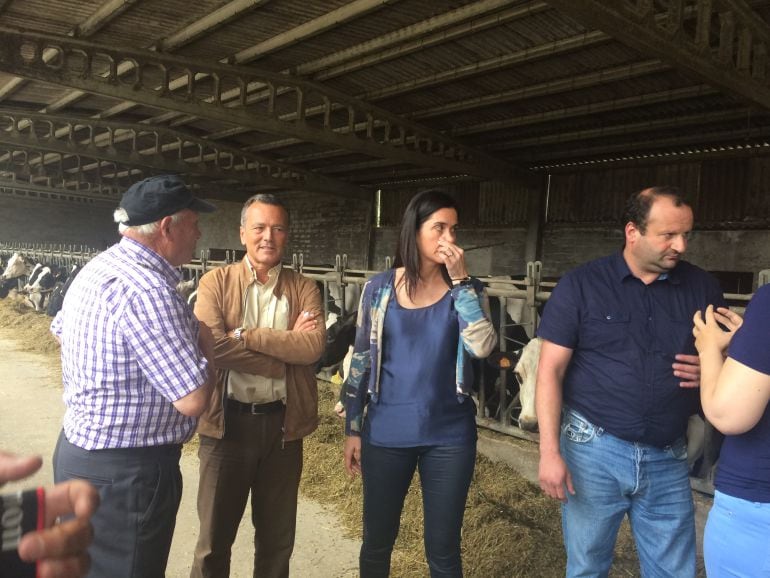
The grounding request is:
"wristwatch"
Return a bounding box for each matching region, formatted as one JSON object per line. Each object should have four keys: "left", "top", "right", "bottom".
{"left": 233, "top": 327, "right": 244, "bottom": 341}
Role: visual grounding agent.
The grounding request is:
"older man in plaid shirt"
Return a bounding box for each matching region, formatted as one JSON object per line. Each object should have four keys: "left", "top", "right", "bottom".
{"left": 51, "top": 175, "right": 217, "bottom": 578}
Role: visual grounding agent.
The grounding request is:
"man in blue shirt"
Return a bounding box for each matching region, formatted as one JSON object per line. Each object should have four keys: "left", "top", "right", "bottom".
{"left": 536, "top": 186, "right": 725, "bottom": 577}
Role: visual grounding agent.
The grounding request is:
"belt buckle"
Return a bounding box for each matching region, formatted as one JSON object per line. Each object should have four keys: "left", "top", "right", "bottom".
{"left": 250, "top": 403, "right": 261, "bottom": 415}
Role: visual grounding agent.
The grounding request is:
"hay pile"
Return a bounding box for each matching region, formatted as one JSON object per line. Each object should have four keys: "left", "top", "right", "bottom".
{"left": 0, "top": 296, "right": 60, "bottom": 356}
{"left": 303, "top": 383, "right": 639, "bottom": 577}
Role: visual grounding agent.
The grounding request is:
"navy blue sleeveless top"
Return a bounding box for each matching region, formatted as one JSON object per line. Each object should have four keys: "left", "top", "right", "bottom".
{"left": 716, "top": 284, "right": 770, "bottom": 502}
{"left": 363, "top": 289, "right": 476, "bottom": 447}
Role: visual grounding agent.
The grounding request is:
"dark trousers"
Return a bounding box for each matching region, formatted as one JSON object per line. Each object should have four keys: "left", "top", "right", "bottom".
{"left": 190, "top": 407, "right": 303, "bottom": 578}
{"left": 53, "top": 430, "right": 183, "bottom": 578}
{"left": 360, "top": 441, "right": 477, "bottom": 578}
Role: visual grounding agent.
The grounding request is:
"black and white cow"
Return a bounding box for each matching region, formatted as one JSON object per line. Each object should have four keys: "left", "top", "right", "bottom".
{"left": 0, "top": 253, "right": 33, "bottom": 298}
{"left": 317, "top": 310, "right": 357, "bottom": 374}
{"left": 23, "top": 263, "right": 58, "bottom": 311}
{"left": 316, "top": 280, "right": 362, "bottom": 374}
{"left": 45, "top": 264, "right": 81, "bottom": 317}
{"left": 471, "top": 278, "right": 539, "bottom": 419}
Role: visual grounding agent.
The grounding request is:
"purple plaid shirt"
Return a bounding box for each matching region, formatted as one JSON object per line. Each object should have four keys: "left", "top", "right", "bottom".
{"left": 51, "top": 237, "right": 209, "bottom": 450}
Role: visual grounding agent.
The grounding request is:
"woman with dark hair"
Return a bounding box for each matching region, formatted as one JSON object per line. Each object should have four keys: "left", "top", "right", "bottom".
{"left": 343, "top": 189, "right": 497, "bottom": 577}
{"left": 694, "top": 299, "right": 770, "bottom": 577}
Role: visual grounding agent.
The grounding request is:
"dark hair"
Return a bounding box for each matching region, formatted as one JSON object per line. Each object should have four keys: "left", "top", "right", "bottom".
{"left": 240, "top": 193, "right": 289, "bottom": 226}
{"left": 622, "top": 185, "right": 689, "bottom": 235}
{"left": 394, "top": 189, "right": 458, "bottom": 301}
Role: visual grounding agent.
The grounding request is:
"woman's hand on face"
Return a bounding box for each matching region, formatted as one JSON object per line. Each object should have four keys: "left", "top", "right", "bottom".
{"left": 436, "top": 239, "right": 467, "bottom": 279}
{"left": 693, "top": 305, "right": 743, "bottom": 355}
{"left": 343, "top": 436, "right": 362, "bottom": 478}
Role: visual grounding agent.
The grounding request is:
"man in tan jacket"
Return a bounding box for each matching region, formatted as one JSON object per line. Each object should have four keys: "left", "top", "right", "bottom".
{"left": 191, "top": 194, "right": 325, "bottom": 578}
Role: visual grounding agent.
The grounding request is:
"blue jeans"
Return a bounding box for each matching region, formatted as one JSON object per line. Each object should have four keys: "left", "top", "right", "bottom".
{"left": 360, "top": 441, "right": 476, "bottom": 578}
{"left": 705, "top": 490, "right": 770, "bottom": 577}
{"left": 560, "top": 408, "right": 695, "bottom": 578}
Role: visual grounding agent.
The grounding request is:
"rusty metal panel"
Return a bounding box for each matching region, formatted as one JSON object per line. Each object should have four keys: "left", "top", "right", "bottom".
{"left": 699, "top": 158, "right": 749, "bottom": 224}
{"left": 746, "top": 157, "right": 770, "bottom": 222}
{"left": 548, "top": 169, "right": 636, "bottom": 223}
{"left": 477, "top": 181, "right": 529, "bottom": 226}
{"left": 549, "top": 162, "right": 707, "bottom": 224}
{"left": 378, "top": 180, "right": 530, "bottom": 228}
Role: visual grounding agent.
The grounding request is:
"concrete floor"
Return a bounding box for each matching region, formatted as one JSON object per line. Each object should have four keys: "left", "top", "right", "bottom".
{"left": 0, "top": 333, "right": 359, "bottom": 578}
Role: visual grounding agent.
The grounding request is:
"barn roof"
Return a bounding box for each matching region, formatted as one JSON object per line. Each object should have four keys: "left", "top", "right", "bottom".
{"left": 0, "top": 0, "right": 769, "bottom": 205}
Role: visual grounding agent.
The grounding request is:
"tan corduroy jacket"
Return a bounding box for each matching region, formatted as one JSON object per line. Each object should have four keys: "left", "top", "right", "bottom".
{"left": 194, "top": 258, "right": 325, "bottom": 441}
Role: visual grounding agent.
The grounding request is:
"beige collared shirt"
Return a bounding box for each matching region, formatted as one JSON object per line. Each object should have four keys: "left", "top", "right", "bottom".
{"left": 227, "top": 261, "right": 288, "bottom": 403}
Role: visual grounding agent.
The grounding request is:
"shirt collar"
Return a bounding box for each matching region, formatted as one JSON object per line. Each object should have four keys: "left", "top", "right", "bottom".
{"left": 119, "top": 236, "right": 181, "bottom": 285}
{"left": 612, "top": 249, "right": 681, "bottom": 285}
{"left": 245, "top": 257, "right": 282, "bottom": 288}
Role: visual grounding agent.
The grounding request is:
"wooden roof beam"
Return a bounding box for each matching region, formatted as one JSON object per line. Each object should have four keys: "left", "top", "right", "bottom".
{"left": 94, "top": 1, "right": 546, "bottom": 135}
{"left": 0, "top": 110, "right": 371, "bottom": 200}
{"left": 0, "top": 28, "right": 518, "bottom": 180}
{"left": 491, "top": 108, "right": 752, "bottom": 151}
{"left": 241, "top": 59, "right": 671, "bottom": 157}
{"left": 0, "top": 0, "right": 145, "bottom": 103}
{"left": 544, "top": 0, "right": 770, "bottom": 109}
{"left": 0, "top": 178, "right": 119, "bottom": 205}
{"left": 44, "top": 0, "right": 272, "bottom": 114}
{"left": 530, "top": 126, "right": 770, "bottom": 168}
{"left": 453, "top": 85, "right": 718, "bottom": 136}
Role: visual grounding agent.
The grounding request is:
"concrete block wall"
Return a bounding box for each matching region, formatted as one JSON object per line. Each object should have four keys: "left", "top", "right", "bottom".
{"left": 0, "top": 195, "right": 118, "bottom": 249}
{"left": 542, "top": 226, "right": 625, "bottom": 278}
{"left": 541, "top": 226, "right": 770, "bottom": 286}
{"left": 3, "top": 194, "right": 770, "bottom": 287}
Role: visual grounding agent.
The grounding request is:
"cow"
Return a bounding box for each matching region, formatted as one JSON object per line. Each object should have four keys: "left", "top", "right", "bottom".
{"left": 23, "top": 264, "right": 57, "bottom": 311}
{"left": 316, "top": 280, "right": 362, "bottom": 377}
{"left": 46, "top": 264, "right": 81, "bottom": 317}
{"left": 512, "top": 336, "right": 541, "bottom": 432}
{"left": 471, "top": 278, "right": 537, "bottom": 419}
{"left": 1, "top": 252, "right": 33, "bottom": 280}
{"left": 317, "top": 310, "right": 357, "bottom": 374}
{"left": 176, "top": 279, "right": 197, "bottom": 303}
{"left": 0, "top": 253, "right": 33, "bottom": 298}
{"left": 323, "top": 280, "right": 361, "bottom": 318}
{"left": 333, "top": 344, "right": 355, "bottom": 418}
{"left": 319, "top": 281, "right": 362, "bottom": 417}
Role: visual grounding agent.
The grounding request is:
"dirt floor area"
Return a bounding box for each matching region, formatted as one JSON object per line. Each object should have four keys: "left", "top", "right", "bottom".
{"left": 0, "top": 324, "right": 359, "bottom": 578}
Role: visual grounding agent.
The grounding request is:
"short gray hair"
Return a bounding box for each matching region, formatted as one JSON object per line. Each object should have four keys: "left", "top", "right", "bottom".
{"left": 240, "top": 194, "right": 289, "bottom": 226}
{"left": 114, "top": 207, "right": 184, "bottom": 235}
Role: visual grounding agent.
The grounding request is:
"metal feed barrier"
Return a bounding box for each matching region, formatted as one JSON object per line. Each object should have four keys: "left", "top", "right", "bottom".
{"left": 1, "top": 241, "right": 758, "bottom": 494}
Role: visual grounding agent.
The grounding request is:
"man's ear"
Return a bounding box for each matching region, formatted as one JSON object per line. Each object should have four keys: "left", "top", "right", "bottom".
{"left": 159, "top": 215, "right": 174, "bottom": 237}
{"left": 624, "top": 221, "right": 638, "bottom": 245}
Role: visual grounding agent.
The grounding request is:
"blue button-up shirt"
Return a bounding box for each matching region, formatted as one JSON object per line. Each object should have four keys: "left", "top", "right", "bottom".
{"left": 51, "top": 237, "right": 209, "bottom": 450}
{"left": 538, "top": 251, "right": 725, "bottom": 447}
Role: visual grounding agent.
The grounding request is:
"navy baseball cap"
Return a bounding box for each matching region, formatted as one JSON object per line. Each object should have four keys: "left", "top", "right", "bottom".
{"left": 118, "top": 175, "right": 216, "bottom": 226}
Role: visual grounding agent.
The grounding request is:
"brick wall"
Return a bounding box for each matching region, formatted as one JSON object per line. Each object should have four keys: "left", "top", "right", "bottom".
{"left": 280, "top": 191, "right": 372, "bottom": 268}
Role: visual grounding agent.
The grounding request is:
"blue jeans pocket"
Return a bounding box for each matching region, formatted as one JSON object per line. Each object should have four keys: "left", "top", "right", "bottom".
{"left": 561, "top": 409, "right": 598, "bottom": 443}
{"left": 664, "top": 437, "right": 688, "bottom": 461}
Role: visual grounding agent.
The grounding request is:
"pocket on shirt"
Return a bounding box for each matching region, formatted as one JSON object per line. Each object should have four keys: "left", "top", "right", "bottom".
{"left": 660, "top": 318, "right": 696, "bottom": 357}
{"left": 582, "top": 311, "right": 630, "bottom": 353}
